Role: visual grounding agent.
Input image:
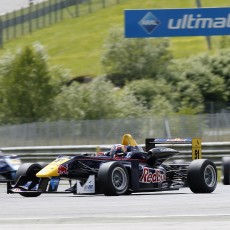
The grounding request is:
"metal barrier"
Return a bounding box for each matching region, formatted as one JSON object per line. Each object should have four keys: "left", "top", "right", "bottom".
{"left": 1, "top": 142, "right": 230, "bottom": 166}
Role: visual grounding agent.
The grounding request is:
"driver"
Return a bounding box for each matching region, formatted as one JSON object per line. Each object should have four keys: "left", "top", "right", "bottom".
{"left": 109, "top": 144, "right": 127, "bottom": 158}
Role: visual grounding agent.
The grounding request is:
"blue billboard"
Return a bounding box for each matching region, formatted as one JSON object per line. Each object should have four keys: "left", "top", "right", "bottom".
{"left": 125, "top": 7, "right": 230, "bottom": 38}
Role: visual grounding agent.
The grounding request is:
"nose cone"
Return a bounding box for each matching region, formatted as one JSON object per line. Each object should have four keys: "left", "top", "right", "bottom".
{"left": 36, "top": 163, "right": 59, "bottom": 177}
{"left": 36, "top": 157, "right": 70, "bottom": 178}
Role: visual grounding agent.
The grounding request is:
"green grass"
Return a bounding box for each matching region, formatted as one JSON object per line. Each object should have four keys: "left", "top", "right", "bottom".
{"left": 0, "top": 0, "right": 229, "bottom": 77}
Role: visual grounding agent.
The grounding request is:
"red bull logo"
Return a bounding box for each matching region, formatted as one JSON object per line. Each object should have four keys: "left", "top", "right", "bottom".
{"left": 58, "top": 165, "right": 68, "bottom": 175}
{"left": 139, "top": 167, "right": 166, "bottom": 183}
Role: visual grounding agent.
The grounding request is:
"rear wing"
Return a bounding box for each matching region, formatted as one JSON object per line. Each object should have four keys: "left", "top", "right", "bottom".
{"left": 145, "top": 138, "right": 202, "bottom": 160}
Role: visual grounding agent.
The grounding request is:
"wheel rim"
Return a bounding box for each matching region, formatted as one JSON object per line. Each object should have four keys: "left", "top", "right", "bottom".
{"left": 204, "top": 165, "right": 216, "bottom": 187}
{"left": 111, "top": 167, "right": 128, "bottom": 192}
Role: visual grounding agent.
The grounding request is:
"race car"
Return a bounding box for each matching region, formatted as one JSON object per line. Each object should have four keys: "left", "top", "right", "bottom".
{"left": 0, "top": 151, "right": 21, "bottom": 181}
{"left": 6, "top": 134, "right": 217, "bottom": 197}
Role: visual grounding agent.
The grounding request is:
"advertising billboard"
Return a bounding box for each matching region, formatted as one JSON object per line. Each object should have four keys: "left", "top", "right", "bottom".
{"left": 125, "top": 7, "right": 230, "bottom": 38}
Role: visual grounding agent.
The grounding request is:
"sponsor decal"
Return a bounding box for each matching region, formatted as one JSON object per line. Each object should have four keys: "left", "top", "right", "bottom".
{"left": 168, "top": 14, "right": 230, "bottom": 30}
{"left": 160, "top": 147, "right": 176, "bottom": 152}
{"left": 11, "top": 188, "right": 23, "bottom": 192}
{"left": 58, "top": 164, "right": 68, "bottom": 175}
{"left": 49, "top": 178, "right": 60, "bottom": 191}
{"left": 139, "top": 167, "right": 166, "bottom": 183}
{"left": 83, "top": 179, "right": 94, "bottom": 191}
{"left": 83, "top": 184, "right": 94, "bottom": 191}
{"left": 168, "top": 138, "right": 184, "bottom": 141}
{"left": 139, "top": 12, "right": 161, "bottom": 34}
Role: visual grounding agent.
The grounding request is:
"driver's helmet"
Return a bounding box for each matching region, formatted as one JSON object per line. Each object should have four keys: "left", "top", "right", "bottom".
{"left": 110, "top": 144, "right": 127, "bottom": 157}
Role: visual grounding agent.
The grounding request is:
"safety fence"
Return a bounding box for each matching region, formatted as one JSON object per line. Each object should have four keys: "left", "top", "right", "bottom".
{"left": 0, "top": 113, "right": 230, "bottom": 147}
{"left": 0, "top": 0, "right": 123, "bottom": 48}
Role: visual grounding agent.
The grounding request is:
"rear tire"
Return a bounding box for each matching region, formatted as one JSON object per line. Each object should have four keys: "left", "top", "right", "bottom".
{"left": 97, "top": 162, "right": 129, "bottom": 196}
{"left": 187, "top": 159, "right": 217, "bottom": 193}
{"left": 222, "top": 157, "right": 230, "bottom": 185}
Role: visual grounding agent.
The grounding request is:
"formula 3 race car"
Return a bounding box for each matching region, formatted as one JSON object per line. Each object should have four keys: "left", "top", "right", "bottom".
{"left": 0, "top": 151, "right": 21, "bottom": 181}
{"left": 6, "top": 134, "right": 217, "bottom": 197}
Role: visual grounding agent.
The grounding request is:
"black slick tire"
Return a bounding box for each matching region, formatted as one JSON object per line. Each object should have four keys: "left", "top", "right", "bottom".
{"left": 14, "top": 163, "right": 43, "bottom": 197}
{"left": 187, "top": 159, "right": 217, "bottom": 193}
{"left": 97, "top": 161, "right": 129, "bottom": 196}
{"left": 222, "top": 157, "right": 230, "bottom": 185}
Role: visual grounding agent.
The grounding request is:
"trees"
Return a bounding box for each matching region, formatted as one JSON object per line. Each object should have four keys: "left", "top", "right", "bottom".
{"left": 0, "top": 44, "right": 57, "bottom": 124}
{"left": 0, "top": 37, "right": 229, "bottom": 124}
{"left": 179, "top": 55, "right": 227, "bottom": 102}
{"left": 161, "top": 54, "right": 228, "bottom": 114}
{"left": 100, "top": 27, "right": 227, "bottom": 115}
{"left": 51, "top": 76, "right": 146, "bottom": 120}
{"left": 209, "top": 49, "right": 230, "bottom": 102}
{"left": 125, "top": 79, "right": 175, "bottom": 116}
{"left": 101, "top": 28, "right": 172, "bottom": 86}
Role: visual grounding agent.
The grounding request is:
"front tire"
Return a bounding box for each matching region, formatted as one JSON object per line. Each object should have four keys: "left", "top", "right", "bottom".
{"left": 97, "top": 162, "right": 129, "bottom": 196}
{"left": 14, "top": 163, "right": 43, "bottom": 197}
{"left": 187, "top": 159, "right": 217, "bottom": 193}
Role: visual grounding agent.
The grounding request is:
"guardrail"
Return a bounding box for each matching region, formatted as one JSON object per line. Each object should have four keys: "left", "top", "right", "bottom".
{"left": 1, "top": 142, "right": 230, "bottom": 166}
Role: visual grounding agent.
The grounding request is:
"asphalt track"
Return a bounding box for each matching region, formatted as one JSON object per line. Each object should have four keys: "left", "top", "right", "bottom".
{"left": 0, "top": 183, "right": 230, "bottom": 230}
